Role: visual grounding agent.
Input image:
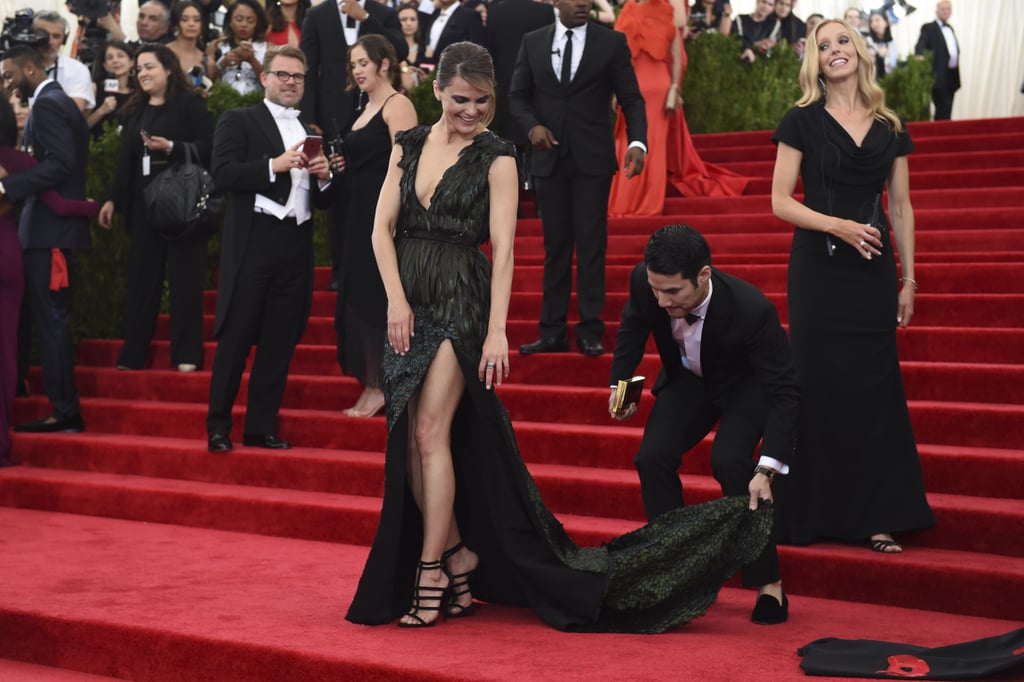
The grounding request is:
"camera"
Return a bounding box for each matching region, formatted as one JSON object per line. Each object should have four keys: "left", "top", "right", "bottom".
{"left": 67, "top": 0, "right": 113, "bottom": 20}
{"left": 0, "top": 9, "right": 49, "bottom": 55}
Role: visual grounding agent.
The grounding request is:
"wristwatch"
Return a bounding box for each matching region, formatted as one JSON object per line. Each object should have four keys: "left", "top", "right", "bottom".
{"left": 753, "top": 465, "right": 777, "bottom": 482}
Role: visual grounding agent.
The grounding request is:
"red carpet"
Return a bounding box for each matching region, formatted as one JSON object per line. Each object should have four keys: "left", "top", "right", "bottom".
{"left": 3, "top": 117, "right": 1023, "bottom": 680}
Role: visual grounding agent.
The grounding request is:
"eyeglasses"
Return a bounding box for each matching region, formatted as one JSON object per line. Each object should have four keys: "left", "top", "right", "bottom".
{"left": 268, "top": 70, "right": 306, "bottom": 83}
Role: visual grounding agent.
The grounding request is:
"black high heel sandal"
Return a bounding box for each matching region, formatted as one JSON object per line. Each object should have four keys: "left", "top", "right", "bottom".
{"left": 442, "top": 542, "right": 477, "bottom": 618}
{"left": 398, "top": 559, "right": 449, "bottom": 628}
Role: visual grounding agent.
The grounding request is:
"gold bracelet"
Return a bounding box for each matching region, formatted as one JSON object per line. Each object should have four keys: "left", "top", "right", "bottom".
{"left": 900, "top": 277, "right": 918, "bottom": 291}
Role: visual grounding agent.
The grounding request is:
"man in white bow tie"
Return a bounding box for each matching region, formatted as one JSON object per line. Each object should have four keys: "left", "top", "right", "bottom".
{"left": 206, "top": 45, "right": 335, "bottom": 454}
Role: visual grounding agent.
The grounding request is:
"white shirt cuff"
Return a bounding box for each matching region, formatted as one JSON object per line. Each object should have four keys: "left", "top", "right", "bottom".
{"left": 628, "top": 141, "right": 647, "bottom": 154}
{"left": 757, "top": 456, "right": 789, "bottom": 475}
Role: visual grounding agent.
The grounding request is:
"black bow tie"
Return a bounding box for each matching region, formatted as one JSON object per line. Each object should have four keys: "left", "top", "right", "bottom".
{"left": 685, "top": 313, "right": 701, "bottom": 325}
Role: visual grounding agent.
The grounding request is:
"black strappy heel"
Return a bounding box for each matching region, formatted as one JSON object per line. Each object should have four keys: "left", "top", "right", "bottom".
{"left": 398, "top": 559, "right": 449, "bottom": 628}
{"left": 442, "top": 542, "right": 477, "bottom": 618}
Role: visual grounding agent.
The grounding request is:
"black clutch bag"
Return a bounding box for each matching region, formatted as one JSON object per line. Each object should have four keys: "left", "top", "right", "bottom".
{"left": 611, "top": 376, "right": 645, "bottom": 416}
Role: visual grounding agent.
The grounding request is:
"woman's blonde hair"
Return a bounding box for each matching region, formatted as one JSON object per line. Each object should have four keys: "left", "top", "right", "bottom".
{"left": 796, "top": 19, "right": 903, "bottom": 133}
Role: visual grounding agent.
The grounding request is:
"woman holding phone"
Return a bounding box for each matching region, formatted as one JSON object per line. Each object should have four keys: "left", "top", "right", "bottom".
{"left": 98, "top": 45, "right": 214, "bottom": 373}
{"left": 208, "top": 0, "right": 269, "bottom": 95}
{"left": 332, "top": 35, "right": 417, "bottom": 417}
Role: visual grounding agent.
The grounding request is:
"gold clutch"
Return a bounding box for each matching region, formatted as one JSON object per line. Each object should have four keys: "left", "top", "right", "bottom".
{"left": 611, "top": 376, "right": 645, "bottom": 416}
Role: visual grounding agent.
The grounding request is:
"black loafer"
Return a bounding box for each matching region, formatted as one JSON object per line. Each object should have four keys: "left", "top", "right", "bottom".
{"left": 519, "top": 337, "right": 568, "bottom": 355}
{"left": 14, "top": 414, "right": 85, "bottom": 433}
{"left": 208, "top": 433, "right": 233, "bottom": 453}
{"left": 751, "top": 593, "right": 788, "bottom": 625}
{"left": 243, "top": 434, "right": 291, "bottom": 449}
{"left": 577, "top": 339, "right": 605, "bottom": 357}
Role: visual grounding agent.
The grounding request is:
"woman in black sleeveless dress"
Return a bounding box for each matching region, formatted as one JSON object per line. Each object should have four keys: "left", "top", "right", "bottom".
{"left": 770, "top": 20, "right": 934, "bottom": 552}
{"left": 346, "top": 42, "right": 772, "bottom": 633}
{"left": 334, "top": 36, "right": 418, "bottom": 417}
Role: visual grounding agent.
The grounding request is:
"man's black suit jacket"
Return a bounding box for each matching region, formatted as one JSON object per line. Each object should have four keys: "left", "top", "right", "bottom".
{"left": 5, "top": 81, "right": 90, "bottom": 250}
{"left": 210, "top": 102, "right": 332, "bottom": 338}
{"left": 610, "top": 263, "right": 800, "bottom": 461}
{"left": 508, "top": 21, "right": 647, "bottom": 178}
{"left": 418, "top": 3, "right": 486, "bottom": 66}
{"left": 300, "top": 0, "right": 407, "bottom": 132}
{"left": 914, "top": 21, "right": 961, "bottom": 94}
{"left": 485, "top": 0, "right": 554, "bottom": 144}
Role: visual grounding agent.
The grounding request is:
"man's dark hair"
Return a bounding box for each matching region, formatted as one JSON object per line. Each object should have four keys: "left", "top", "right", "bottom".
{"left": 644, "top": 224, "right": 712, "bottom": 286}
{"left": 1, "top": 44, "right": 47, "bottom": 70}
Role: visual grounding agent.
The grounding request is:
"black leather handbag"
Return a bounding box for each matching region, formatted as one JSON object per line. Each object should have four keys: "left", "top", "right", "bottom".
{"left": 143, "top": 142, "right": 223, "bottom": 240}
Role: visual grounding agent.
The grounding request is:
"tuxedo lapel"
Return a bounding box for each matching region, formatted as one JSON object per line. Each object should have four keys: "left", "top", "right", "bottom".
{"left": 535, "top": 24, "right": 560, "bottom": 85}
{"left": 699, "top": 273, "right": 733, "bottom": 374}
{"left": 254, "top": 102, "right": 286, "bottom": 155}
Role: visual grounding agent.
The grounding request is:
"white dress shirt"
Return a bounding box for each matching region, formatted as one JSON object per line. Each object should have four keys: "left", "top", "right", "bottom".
{"left": 938, "top": 20, "right": 958, "bottom": 69}
{"left": 254, "top": 99, "right": 312, "bottom": 223}
{"left": 341, "top": 0, "right": 366, "bottom": 46}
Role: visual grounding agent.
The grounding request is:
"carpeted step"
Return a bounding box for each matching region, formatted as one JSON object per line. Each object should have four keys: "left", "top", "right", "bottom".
{"left": 1, "top": 507, "right": 1020, "bottom": 681}
{"left": 0, "top": 659, "right": 123, "bottom": 681}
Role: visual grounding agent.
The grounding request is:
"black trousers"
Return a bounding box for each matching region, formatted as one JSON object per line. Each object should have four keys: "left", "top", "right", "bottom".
{"left": 932, "top": 73, "right": 957, "bottom": 120}
{"left": 532, "top": 155, "right": 612, "bottom": 343}
{"left": 633, "top": 370, "right": 780, "bottom": 588}
{"left": 21, "top": 248, "right": 80, "bottom": 421}
{"left": 117, "top": 217, "right": 207, "bottom": 369}
{"left": 207, "top": 214, "right": 311, "bottom": 437}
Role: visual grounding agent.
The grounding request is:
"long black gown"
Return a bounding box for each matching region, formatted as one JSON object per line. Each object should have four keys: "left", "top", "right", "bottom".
{"left": 335, "top": 97, "right": 395, "bottom": 389}
{"left": 771, "top": 102, "right": 935, "bottom": 544}
{"left": 345, "top": 126, "right": 772, "bottom": 633}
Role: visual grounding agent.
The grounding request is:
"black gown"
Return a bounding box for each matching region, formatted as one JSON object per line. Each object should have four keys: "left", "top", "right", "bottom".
{"left": 345, "top": 126, "right": 772, "bottom": 633}
{"left": 771, "top": 102, "right": 935, "bottom": 544}
{"left": 335, "top": 97, "right": 395, "bottom": 388}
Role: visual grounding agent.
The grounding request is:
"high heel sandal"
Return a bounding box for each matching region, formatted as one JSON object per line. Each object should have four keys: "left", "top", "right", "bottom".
{"left": 397, "top": 559, "right": 450, "bottom": 628}
{"left": 442, "top": 542, "right": 477, "bottom": 618}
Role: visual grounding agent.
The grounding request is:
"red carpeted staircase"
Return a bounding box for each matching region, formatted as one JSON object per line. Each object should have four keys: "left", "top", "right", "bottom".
{"left": 2, "top": 118, "right": 1023, "bottom": 681}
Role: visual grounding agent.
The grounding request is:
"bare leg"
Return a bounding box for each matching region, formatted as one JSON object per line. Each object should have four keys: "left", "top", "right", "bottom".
{"left": 399, "top": 341, "right": 465, "bottom": 626}
{"left": 343, "top": 385, "right": 386, "bottom": 417}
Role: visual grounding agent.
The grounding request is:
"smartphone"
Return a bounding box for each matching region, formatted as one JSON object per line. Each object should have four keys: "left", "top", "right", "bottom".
{"left": 302, "top": 135, "right": 323, "bottom": 160}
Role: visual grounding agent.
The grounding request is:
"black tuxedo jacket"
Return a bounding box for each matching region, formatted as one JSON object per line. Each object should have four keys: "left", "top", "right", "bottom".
{"left": 485, "top": 0, "right": 555, "bottom": 144}
{"left": 210, "top": 102, "right": 333, "bottom": 337}
{"left": 914, "top": 21, "right": 960, "bottom": 93}
{"left": 300, "top": 0, "right": 407, "bottom": 131}
{"left": 610, "top": 263, "right": 799, "bottom": 461}
{"left": 5, "top": 81, "right": 90, "bottom": 250}
{"left": 508, "top": 21, "right": 647, "bottom": 178}
{"left": 418, "top": 4, "right": 486, "bottom": 66}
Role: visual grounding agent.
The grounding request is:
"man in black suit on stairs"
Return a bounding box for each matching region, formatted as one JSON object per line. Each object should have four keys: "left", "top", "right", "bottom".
{"left": 300, "top": 0, "right": 407, "bottom": 290}
{"left": 510, "top": 0, "right": 647, "bottom": 358}
{"left": 206, "top": 46, "right": 334, "bottom": 453}
{"left": 1, "top": 46, "right": 90, "bottom": 434}
{"left": 914, "top": 0, "right": 960, "bottom": 121}
{"left": 609, "top": 225, "right": 800, "bottom": 625}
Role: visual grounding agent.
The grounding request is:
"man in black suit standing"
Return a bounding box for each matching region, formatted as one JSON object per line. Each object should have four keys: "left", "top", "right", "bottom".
{"left": 510, "top": 0, "right": 647, "bottom": 358}
{"left": 1, "top": 46, "right": 90, "bottom": 434}
{"left": 206, "top": 45, "right": 333, "bottom": 453}
{"left": 418, "top": 0, "right": 486, "bottom": 67}
{"left": 300, "top": 0, "right": 406, "bottom": 290}
{"left": 485, "top": 0, "right": 555, "bottom": 146}
{"left": 914, "top": 0, "right": 960, "bottom": 121}
{"left": 609, "top": 225, "right": 799, "bottom": 625}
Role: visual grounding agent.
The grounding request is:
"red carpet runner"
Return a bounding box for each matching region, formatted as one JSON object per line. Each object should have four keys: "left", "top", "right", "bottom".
{"left": 2, "top": 117, "right": 1022, "bottom": 680}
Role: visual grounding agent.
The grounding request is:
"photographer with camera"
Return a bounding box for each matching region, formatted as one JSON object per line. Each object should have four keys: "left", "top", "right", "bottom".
{"left": 32, "top": 11, "right": 95, "bottom": 113}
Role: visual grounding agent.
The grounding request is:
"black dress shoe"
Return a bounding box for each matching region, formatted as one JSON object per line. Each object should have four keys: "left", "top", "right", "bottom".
{"left": 243, "top": 434, "right": 291, "bottom": 449}
{"left": 577, "top": 339, "right": 605, "bottom": 357}
{"left": 519, "top": 337, "right": 568, "bottom": 355}
{"left": 14, "top": 414, "right": 85, "bottom": 433}
{"left": 751, "top": 593, "right": 788, "bottom": 625}
{"left": 208, "top": 433, "right": 233, "bottom": 453}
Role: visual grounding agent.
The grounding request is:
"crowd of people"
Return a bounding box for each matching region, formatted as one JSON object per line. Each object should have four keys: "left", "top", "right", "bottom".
{"left": 1, "top": 0, "right": 950, "bottom": 634}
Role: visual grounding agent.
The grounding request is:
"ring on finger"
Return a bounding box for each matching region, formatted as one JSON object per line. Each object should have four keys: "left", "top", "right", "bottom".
{"left": 859, "top": 240, "right": 866, "bottom": 247}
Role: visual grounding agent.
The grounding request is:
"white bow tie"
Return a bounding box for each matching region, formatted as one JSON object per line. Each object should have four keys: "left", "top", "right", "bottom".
{"left": 277, "top": 108, "right": 300, "bottom": 120}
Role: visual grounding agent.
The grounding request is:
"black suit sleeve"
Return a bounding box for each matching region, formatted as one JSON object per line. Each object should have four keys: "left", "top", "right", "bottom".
{"left": 609, "top": 32, "right": 647, "bottom": 148}
{"left": 4, "top": 98, "right": 75, "bottom": 203}
{"left": 609, "top": 263, "right": 653, "bottom": 385}
{"left": 212, "top": 109, "right": 276, "bottom": 194}
{"left": 507, "top": 39, "right": 539, "bottom": 142}
{"left": 364, "top": 2, "right": 409, "bottom": 62}
{"left": 299, "top": 10, "right": 322, "bottom": 124}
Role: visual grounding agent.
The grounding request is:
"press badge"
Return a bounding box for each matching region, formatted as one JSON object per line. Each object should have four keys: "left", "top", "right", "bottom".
{"left": 142, "top": 151, "right": 151, "bottom": 176}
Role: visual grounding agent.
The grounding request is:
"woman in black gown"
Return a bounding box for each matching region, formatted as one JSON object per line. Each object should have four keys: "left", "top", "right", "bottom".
{"left": 346, "top": 42, "right": 772, "bottom": 632}
{"left": 770, "top": 20, "right": 934, "bottom": 552}
{"left": 333, "top": 35, "right": 418, "bottom": 417}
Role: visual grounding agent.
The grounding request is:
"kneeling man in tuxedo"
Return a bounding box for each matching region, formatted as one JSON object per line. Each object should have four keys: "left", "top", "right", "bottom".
{"left": 608, "top": 224, "right": 799, "bottom": 625}
{"left": 206, "top": 45, "right": 333, "bottom": 453}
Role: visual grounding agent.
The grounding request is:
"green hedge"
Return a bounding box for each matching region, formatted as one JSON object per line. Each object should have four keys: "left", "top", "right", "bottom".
{"left": 681, "top": 32, "right": 933, "bottom": 133}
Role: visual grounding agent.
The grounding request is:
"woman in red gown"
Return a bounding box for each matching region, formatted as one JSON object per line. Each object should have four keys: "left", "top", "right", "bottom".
{"left": 608, "top": 0, "right": 746, "bottom": 217}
